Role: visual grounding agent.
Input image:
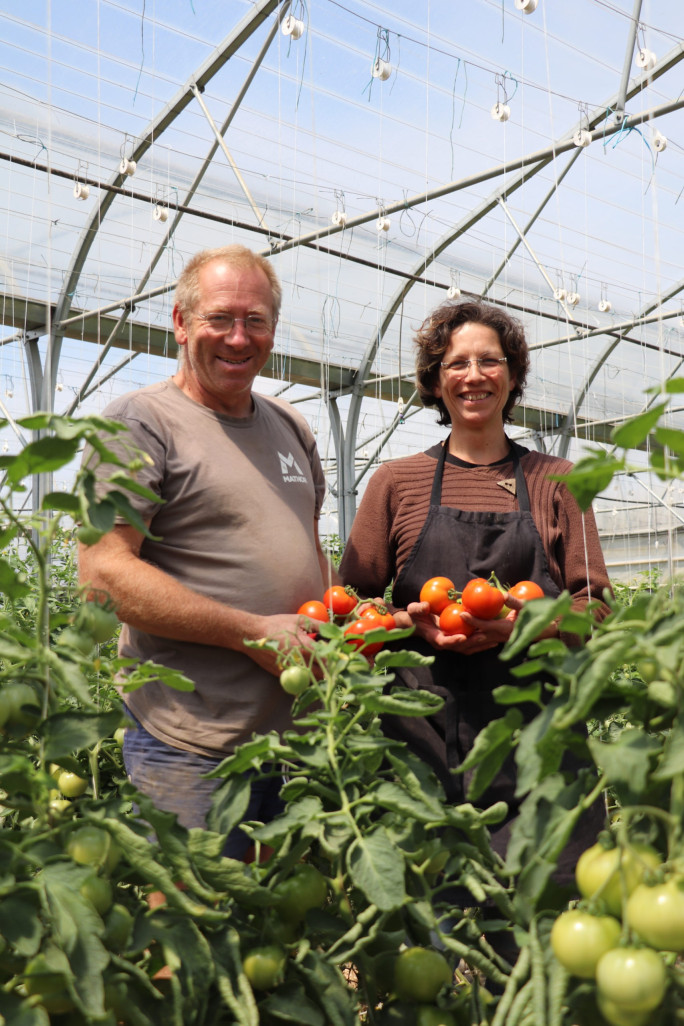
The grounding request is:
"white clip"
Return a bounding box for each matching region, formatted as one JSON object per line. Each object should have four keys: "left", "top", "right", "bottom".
{"left": 515, "top": 0, "right": 538, "bottom": 12}
{"left": 153, "top": 204, "right": 169, "bottom": 222}
{"left": 554, "top": 287, "right": 567, "bottom": 302}
{"left": 573, "top": 129, "right": 592, "bottom": 148}
{"left": 376, "top": 216, "right": 391, "bottom": 232}
{"left": 73, "top": 182, "right": 90, "bottom": 201}
{"left": 447, "top": 286, "right": 461, "bottom": 300}
{"left": 119, "top": 158, "right": 136, "bottom": 177}
{"left": 635, "top": 48, "right": 657, "bottom": 70}
{"left": 282, "top": 15, "right": 304, "bottom": 39}
{"left": 598, "top": 299, "right": 612, "bottom": 313}
{"left": 652, "top": 131, "right": 667, "bottom": 153}
{"left": 566, "top": 292, "right": 581, "bottom": 307}
{"left": 372, "top": 58, "right": 392, "bottom": 81}
{"left": 491, "top": 102, "right": 510, "bottom": 122}
{"left": 331, "top": 210, "right": 347, "bottom": 227}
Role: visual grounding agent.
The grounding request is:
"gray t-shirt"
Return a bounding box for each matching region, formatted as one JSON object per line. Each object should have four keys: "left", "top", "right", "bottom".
{"left": 87, "top": 378, "right": 326, "bottom": 757}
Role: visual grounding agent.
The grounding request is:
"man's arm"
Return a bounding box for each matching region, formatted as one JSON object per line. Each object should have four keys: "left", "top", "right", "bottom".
{"left": 78, "top": 524, "right": 319, "bottom": 675}
{"left": 313, "top": 518, "right": 342, "bottom": 591}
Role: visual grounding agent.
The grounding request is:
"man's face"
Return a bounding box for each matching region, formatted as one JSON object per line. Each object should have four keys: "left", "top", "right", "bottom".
{"left": 172, "top": 260, "right": 277, "bottom": 417}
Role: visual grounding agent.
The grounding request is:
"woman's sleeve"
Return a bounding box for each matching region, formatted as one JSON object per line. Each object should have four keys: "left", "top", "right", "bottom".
{"left": 553, "top": 481, "right": 612, "bottom": 624}
{"left": 339, "top": 465, "right": 397, "bottom": 597}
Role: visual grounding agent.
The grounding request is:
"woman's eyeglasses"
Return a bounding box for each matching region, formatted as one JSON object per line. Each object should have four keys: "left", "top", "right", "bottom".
{"left": 440, "top": 357, "right": 508, "bottom": 374}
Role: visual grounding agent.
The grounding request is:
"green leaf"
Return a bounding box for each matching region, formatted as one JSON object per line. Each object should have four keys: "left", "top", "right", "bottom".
{"left": 3, "top": 436, "right": 82, "bottom": 485}
{"left": 374, "top": 648, "right": 435, "bottom": 669}
{"left": 550, "top": 451, "right": 624, "bottom": 511}
{"left": 358, "top": 687, "right": 445, "bottom": 717}
{"left": 588, "top": 728, "right": 659, "bottom": 792}
{"left": 41, "top": 492, "right": 81, "bottom": 513}
{"left": 0, "top": 891, "right": 42, "bottom": 956}
{"left": 250, "top": 796, "right": 324, "bottom": 846}
{"left": 43, "top": 710, "right": 123, "bottom": 761}
{"left": 653, "top": 425, "right": 684, "bottom": 456}
{"left": 370, "top": 780, "right": 446, "bottom": 823}
{"left": 0, "top": 556, "right": 32, "bottom": 598}
{"left": 492, "top": 682, "right": 542, "bottom": 705}
{"left": 651, "top": 720, "right": 684, "bottom": 781}
{"left": 502, "top": 593, "right": 572, "bottom": 661}
{"left": 0, "top": 990, "right": 51, "bottom": 1025}
{"left": 611, "top": 403, "right": 668, "bottom": 448}
{"left": 347, "top": 826, "right": 406, "bottom": 910}
{"left": 460, "top": 709, "right": 522, "bottom": 801}
{"left": 258, "top": 982, "right": 325, "bottom": 1026}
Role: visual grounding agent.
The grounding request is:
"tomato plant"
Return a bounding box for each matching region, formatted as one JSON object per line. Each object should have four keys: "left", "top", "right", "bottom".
{"left": 416, "top": 1007, "right": 458, "bottom": 1026}
{"left": 0, "top": 682, "right": 40, "bottom": 735}
{"left": 297, "top": 599, "right": 329, "bottom": 622}
{"left": 460, "top": 578, "right": 505, "bottom": 619}
{"left": 550, "top": 909, "right": 621, "bottom": 978}
{"left": 23, "top": 953, "right": 75, "bottom": 1014}
{"left": 324, "top": 585, "right": 357, "bottom": 617}
{"left": 57, "top": 770, "right": 88, "bottom": 797}
{"left": 279, "top": 665, "right": 311, "bottom": 695}
{"left": 506, "top": 580, "right": 544, "bottom": 604}
{"left": 74, "top": 600, "right": 120, "bottom": 644}
{"left": 272, "top": 863, "right": 328, "bottom": 922}
{"left": 438, "top": 602, "right": 474, "bottom": 637}
{"left": 66, "top": 824, "right": 113, "bottom": 868}
{"left": 419, "top": 576, "right": 456, "bottom": 615}
{"left": 102, "top": 903, "right": 134, "bottom": 951}
{"left": 393, "top": 947, "right": 452, "bottom": 1004}
{"left": 575, "top": 842, "right": 662, "bottom": 916}
{"left": 626, "top": 877, "right": 684, "bottom": 952}
{"left": 242, "top": 945, "right": 287, "bottom": 990}
{"left": 595, "top": 947, "right": 667, "bottom": 1013}
{"left": 79, "top": 873, "right": 114, "bottom": 914}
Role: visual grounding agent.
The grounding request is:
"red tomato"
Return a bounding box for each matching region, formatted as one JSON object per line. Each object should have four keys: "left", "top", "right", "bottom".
{"left": 438, "top": 602, "right": 475, "bottom": 637}
{"left": 461, "top": 578, "right": 505, "bottom": 619}
{"left": 297, "top": 600, "right": 328, "bottom": 623}
{"left": 344, "top": 618, "right": 384, "bottom": 657}
{"left": 359, "top": 604, "right": 396, "bottom": 630}
{"left": 323, "top": 586, "right": 357, "bottom": 618}
{"left": 506, "top": 580, "right": 545, "bottom": 604}
{"left": 419, "top": 576, "right": 456, "bottom": 615}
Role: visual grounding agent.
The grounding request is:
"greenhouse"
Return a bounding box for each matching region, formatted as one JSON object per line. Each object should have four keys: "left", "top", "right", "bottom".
{"left": 2, "top": 5, "right": 684, "bottom": 1026}
{"left": 2, "top": 0, "right": 684, "bottom": 580}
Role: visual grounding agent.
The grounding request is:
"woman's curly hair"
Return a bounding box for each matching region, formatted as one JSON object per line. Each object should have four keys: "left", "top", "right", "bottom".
{"left": 415, "top": 299, "right": 529, "bottom": 425}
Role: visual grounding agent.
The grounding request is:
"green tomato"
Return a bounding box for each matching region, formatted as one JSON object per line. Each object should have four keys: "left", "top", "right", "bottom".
{"left": 114, "top": 727, "right": 126, "bottom": 747}
{"left": 575, "top": 843, "right": 661, "bottom": 916}
{"left": 23, "top": 953, "right": 75, "bottom": 1014}
{"left": 273, "top": 863, "right": 328, "bottom": 923}
{"left": 596, "top": 996, "right": 653, "bottom": 1026}
{"left": 66, "top": 825, "right": 112, "bottom": 868}
{"left": 57, "top": 626, "right": 96, "bottom": 656}
{"left": 595, "top": 947, "right": 667, "bottom": 1013}
{"left": 79, "top": 874, "right": 113, "bottom": 914}
{"left": 58, "top": 771, "right": 88, "bottom": 798}
{"left": 393, "top": 948, "right": 452, "bottom": 1004}
{"left": 75, "top": 602, "right": 120, "bottom": 644}
{"left": 646, "top": 679, "right": 677, "bottom": 708}
{"left": 635, "top": 658, "right": 659, "bottom": 683}
{"left": 242, "top": 944, "right": 286, "bottom": 990}
{"left": 626, "top": 877, "right": 684, "bottom": 952}
{"left": 0, "top": 683, "right": 40, "bottom": 735}
{"left": 103, "top": 903, "right": 134, "bottom": 951}
{"left": 416, "top": 1006, "right": 458, "bottom": 1026}
{"left": 279, "top": 665, "right": 311, "bottom": 696}
{"left": 550, "top": 910, "right": 621, "bottom": 978}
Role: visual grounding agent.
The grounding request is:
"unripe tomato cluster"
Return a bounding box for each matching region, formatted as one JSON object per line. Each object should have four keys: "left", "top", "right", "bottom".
{"left": 419, "top": 574, "right": 544, "bottom": 636}
{"left": 550, "top": 838, "right": 682, "bottom": 1026}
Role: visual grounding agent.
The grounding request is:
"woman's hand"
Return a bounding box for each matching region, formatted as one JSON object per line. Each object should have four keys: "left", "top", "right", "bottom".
{"left": 403, "top": 597, "right": 521, "bottom": 654}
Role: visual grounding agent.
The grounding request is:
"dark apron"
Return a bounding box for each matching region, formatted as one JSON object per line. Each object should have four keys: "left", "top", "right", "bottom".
{"left": 384, "top": 440, "right": 561, "bottom": 854}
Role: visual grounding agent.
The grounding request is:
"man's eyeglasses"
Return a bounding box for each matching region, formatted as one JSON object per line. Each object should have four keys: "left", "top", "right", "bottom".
{"left": 440, "top": 357, "right": 508, "bottom": 374}
{"left": 195, "top": 313, "right": 274, "bottom": 338}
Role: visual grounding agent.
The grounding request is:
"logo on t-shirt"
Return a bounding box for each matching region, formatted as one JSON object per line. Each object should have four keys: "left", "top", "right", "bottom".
{"left": 278, "top": 451, "right": 307, "bottom": 484}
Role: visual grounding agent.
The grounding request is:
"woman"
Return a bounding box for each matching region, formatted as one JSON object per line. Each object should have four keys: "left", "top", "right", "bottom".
{"left": 340, "top": 299, "right": 611, "bottom": 868}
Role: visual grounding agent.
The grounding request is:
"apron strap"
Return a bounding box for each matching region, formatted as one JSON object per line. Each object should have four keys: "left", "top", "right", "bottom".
{"left": 432, "top": 437, "right": 531, "bottom": 512}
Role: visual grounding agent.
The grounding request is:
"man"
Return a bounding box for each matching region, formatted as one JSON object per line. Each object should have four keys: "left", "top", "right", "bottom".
{"left": 80, "top": 245, "right": 337, "bottom": 856}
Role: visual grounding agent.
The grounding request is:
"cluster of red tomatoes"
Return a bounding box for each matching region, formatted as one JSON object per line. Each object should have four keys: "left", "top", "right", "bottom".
{"left": 550, "top": 839, "right": 684, "bottom": 1025}
{"left": 297, "top": 585, "right": 396, "bottom": 659}
{"left": 418, "top": 574, "right": 544, "bottom": 636}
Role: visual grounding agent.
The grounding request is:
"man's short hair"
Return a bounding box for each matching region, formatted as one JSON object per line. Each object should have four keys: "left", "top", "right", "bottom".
{"left": 174, "top": 245, "right": 282, "bottom": 321}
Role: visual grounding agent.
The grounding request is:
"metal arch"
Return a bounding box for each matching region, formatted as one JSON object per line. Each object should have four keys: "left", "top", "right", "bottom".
{"left": 556, "top": 273, "right": 684, "bottom": 459}
{"left": 40, "top": 0, "right": 283, "bottom": 413}
{"left": 331, "top": 43, "right": 684, "bottom": 535}
{"left": 63, "top": 2, "right": 290, "bottom": 418}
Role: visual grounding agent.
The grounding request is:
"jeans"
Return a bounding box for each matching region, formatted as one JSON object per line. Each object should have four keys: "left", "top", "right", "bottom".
{"left": 122, "top": 712, "right": 284, "bottom": 859}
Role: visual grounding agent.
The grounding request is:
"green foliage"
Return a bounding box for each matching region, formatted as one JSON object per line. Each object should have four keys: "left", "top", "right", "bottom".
{"left": 0, "top": 410, "right": 682, "bottom": 1024}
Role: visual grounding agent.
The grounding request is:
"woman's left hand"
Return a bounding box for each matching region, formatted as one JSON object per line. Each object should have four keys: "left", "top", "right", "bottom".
{"left": 401, "top": 600, "right": 518, "bottom": 653}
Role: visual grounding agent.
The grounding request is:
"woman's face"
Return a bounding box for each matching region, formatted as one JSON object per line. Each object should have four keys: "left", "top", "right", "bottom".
{"left": 433, "top": 321, "right": 516, "bottom": 430}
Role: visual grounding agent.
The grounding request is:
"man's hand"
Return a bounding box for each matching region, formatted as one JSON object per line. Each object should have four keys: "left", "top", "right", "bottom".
{"left": 240, "top": 613, "right": 320, "bottom": 676}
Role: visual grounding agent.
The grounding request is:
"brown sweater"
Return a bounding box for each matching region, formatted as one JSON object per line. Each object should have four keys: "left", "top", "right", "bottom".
{"left": 340, "top": 442, "right": 611, "bottom": 623}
